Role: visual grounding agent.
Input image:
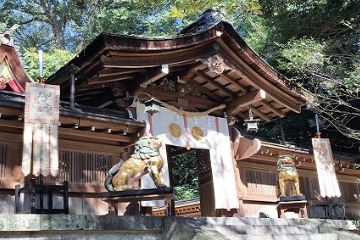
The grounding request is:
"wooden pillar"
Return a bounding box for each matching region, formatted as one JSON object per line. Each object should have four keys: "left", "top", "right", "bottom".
{"left": 67, "top": 64, "right": 79, "bottom": 110}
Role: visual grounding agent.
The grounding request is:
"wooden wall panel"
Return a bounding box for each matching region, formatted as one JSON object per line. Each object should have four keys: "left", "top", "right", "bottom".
{"left": 240, "top": 169, "right": 277, "bottom": 197}
{"left": 44, "top": 151, "right": 112, "bottom": 184}
{"left": 238, "top": 168, "right": 360, "bottom": 205}
{"left": 0, "top": 141, "right": 22, "bottom": 180}
{"left": 0, "top": 144, "right": 8, "bottom": 179}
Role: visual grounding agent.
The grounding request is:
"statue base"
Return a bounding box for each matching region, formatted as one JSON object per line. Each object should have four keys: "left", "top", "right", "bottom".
{"left": 277, "top": 198, "right": 308, "bottom": 219}
{"left": 280, "top": 195, "right": 306, "bottom": 202}
{"left": 101, "top": 187, "right": 176, "bottom": 216}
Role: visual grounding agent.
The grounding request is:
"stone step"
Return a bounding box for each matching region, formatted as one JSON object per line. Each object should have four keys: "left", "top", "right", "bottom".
{"left": 211, "top": 224, "right": 319, "bottom": 235}
{"left": 196, "top": 217, "right": 303, "bottom": 226}
{"left": 0, "top": 233, "right": 162, "bottom": 240}
{"left": 217, "top": 233, "right": 338, "bottom": 240}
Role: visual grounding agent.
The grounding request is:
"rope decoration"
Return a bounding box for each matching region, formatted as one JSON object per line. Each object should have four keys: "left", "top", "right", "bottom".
{"left": 135, "top": 92, "right": 226, "bottom": 117}
{"left": 161, "top": 101, "right": 226, "bottom": 117}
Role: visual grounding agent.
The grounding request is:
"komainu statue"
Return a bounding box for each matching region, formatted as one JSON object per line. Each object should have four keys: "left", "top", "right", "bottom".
{"left": 104, "top": 136, "right": 167, "bottom": 191}
{"left": 277, "top": 155, "right": 301, "bottom": 196}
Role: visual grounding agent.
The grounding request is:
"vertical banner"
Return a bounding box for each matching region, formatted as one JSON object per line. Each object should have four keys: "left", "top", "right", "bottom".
{"left": 312, "top": 138, "right": 341, "bottom": 198}
{"left": 22, "top": 82, "right": 60, "bottom": 177}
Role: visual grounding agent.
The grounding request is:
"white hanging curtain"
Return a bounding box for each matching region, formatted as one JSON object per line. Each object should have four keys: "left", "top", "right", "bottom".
{"left": 137, "top": 104, "right": 239, "bottom": 209}
{"left": 312, "top": 138, "right": 341, "bottom": 198}
{"left": 22, "top": 82, "right": 60, "bottom": 177}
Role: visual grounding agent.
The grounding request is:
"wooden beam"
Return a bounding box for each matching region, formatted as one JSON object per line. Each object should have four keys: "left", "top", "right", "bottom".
{"left": 87, "top": 73, "right": 136, "bottom": 84}
{"left": 128, "top": 65, "right": 169, "bottom": 96}
{"left": 178, "top": 63, "right": 204, "bottom": 81}
{"left": 97, "top": 68, "right": 141, "bottom": 77}
{"left": 0, "top": 119, "right": 23, "bottom": 129}
{"left": 59, "top": 116, "right": 142, "bottom": 133}
{"left": 78, "top": 59, "right": 103, "bottom": 77}
{"left": 140, "top": 65, "right": 168, "bottom": 87}
{"left": 0, "top": 127, "right": 136, "bottom": 157}
{"left": 142, "top": 87, "right": 218, "bottom": 109}
{"left": 260, "top": 100, "right": 285, "bottom": 118}
{"left": 0, "top": 131, "right": 22, "bottom": 142}
{"left": 89, "top": 93, "right": 114, "bottom": 108}
{"left": 251, "top": 106, "right": 271, "bottom": 122}
{"left": 0, "top": 106, "right": 22, "bottom": 117}
{"left": 226, "top": 90, "right": 266, "bottom": 109}
{"left": 75, "top": 91, "right": 111, "bottom": 105}
{"left": 242, "top": 194, "right": 278, "bottom": 203}
{"left": 59, "top": 139, "right": 124, "bottom": 154}
{"left": 188, "top": 79, "right": 223, "bottom": 102}
{"left": 225, "top": 90, "right": 266, "bottom": 115}
{"left": 0, "top": 118, "right": 140, "bottom": 142}
{"left": 59, "top": 128, "right": 132, "bottom": 143}
{"left": 101, "top": 44, "right": 218, "bottom": 68}
{"left": 220, "top": 73, "right": 248, "bottom": 93}
{"left": 236, "top": 111, "right": 249, "bottom": 121}
{"left": 216, "top": 39, "right": 303, "bottom": 113}
{"left": 75, "top": 89, "right": 105, "bottom": 97}
{"left": 76, "top": 82, "right": 114, "bottom": 92}
{"left": 107, "top": 43, "right": 209, "bottom": 57}
{"left": 46, "top": 63, "right": 79, "bottom": 85}
{"left": 195, "top": 70, "right": 236, "bottom": 98}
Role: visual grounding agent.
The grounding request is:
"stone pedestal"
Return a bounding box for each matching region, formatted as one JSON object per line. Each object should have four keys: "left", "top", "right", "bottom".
{"left": 101, "top": 187, "right": 176, "bottom": 216}
{"left": 277, "top": 200, "right": 308, "bottom": 219}
{"left": 280, "top": 195, "right": 306, "bottom": 202}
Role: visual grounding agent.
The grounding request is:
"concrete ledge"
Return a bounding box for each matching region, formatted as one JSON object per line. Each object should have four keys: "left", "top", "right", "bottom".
{"left": 300, "top": 218, "right": 360, "bottom": 231}
{"left": 0, "top": 215, "right": 359, "bottom": 240}
{"left": 0, "top": 215, "right": 164, "bottom": 232}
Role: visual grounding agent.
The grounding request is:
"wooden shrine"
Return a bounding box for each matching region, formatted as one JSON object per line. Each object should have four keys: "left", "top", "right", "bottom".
{"left": 0, "top": 11, "right": 359, "bottom": 218}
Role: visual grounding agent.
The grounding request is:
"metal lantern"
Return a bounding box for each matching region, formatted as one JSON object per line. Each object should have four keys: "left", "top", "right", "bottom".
{"left": 144, "top": 98, "right": 160, "bottom": 115}
{"left": 244, "top": 107, "right": 260, "bottom": 132}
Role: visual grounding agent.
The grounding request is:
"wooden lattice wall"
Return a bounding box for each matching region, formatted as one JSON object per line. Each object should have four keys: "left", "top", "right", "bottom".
{"left": 44, "top": 151, "right": 112, "bottom": 184}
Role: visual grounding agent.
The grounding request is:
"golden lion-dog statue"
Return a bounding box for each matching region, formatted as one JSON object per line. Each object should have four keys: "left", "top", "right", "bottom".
{"left": 104, "top": 136, "right": 167, "bottom": 191}
{"left": 277, "top": 155, "right": 301, "bottom": 196}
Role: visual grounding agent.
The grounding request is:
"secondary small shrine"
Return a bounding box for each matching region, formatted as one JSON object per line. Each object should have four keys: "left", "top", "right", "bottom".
{"left": 0, "top": 9, "right": 359, "bottom": 218}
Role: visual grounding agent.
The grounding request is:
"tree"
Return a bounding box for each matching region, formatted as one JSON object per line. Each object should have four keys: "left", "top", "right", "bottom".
{"left": 2, "top": 0, "right": 263, "bottom": 79}
{"left": 21, "top": 48, "right": 75, "bottom": 80}
{"left": 1, "top": 0, "right": 262, "bottom": 51}
{"left": 4, "top": 0, "right": 358, "bottom": 148}
{"left": 171, "top": 152, "right": 199, "bottom": 200}
{"left": 255, "top": 0, "right": 360, "bottom": 146}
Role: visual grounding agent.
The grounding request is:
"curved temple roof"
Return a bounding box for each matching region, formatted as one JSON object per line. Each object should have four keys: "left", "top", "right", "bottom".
{"left": 0, "top": 44, "right": 33, "bottom": 93}
{"left": 47, "top": 21, "right": 307, "bottom": 124}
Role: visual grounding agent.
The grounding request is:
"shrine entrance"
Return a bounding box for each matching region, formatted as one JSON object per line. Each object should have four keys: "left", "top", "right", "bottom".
{"left": 166, "top": 145, "right": 215, "bottom": 217}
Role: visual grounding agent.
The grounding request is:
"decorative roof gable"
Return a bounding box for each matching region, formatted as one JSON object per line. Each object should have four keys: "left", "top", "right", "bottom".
{"left": 0, "top": 44, "right": 33, "bottom": 93}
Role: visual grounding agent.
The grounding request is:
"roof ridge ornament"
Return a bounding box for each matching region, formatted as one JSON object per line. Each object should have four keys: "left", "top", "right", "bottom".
{"left": 180, "top": 6, "right": 227, "bottom": 35}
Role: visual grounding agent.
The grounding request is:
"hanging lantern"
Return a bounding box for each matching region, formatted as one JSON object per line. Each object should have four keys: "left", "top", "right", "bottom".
{"left": 244, "top": 107, "right": 260, "bottom": 132}
{"left": 144, "top": 98, "right": 160, "bottom": 115}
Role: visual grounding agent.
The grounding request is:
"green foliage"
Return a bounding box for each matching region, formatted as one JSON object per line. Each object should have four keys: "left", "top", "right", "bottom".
{"left": 2, "top": 0, "right": 264, "bottom": 52}
{"left": 3, "top": 0, "right": 359, "bottom": 147}
{"left": 175, "top": 185, "right": 199, "bottom": 200}
{"left": 22, "top": 48, "right": 75, "bottom": 80}
{"left": 171, "top": 151, "right": 199, "bottom": 200}
{"left": 256, "top": 0, "right": 360, "bottom": 145}
{"left": 0, "top": 23, "right": 7, "bottom": 33}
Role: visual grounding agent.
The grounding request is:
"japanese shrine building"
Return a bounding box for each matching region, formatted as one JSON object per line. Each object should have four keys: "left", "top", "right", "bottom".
{"left": 1, "top": 16, "right": 360, "bottom": 218}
